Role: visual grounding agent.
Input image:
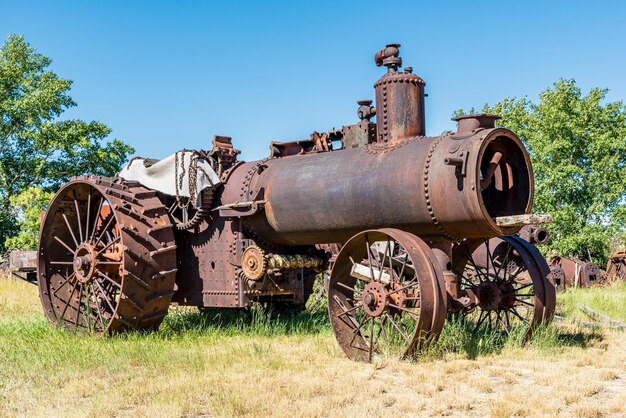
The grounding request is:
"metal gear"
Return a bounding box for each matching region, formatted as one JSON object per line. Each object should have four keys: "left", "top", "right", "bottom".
{"left": 242, "top": 245, "right": 267, "bottom": 281}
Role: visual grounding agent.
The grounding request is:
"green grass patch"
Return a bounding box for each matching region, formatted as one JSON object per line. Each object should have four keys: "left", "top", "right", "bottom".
{"left": 557, "top": 280, "right": 626, "bottom": 323}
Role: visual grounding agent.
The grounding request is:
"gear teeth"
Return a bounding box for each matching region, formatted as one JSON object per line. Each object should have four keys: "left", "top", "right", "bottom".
{"left": 241, "top": 245, "right": 267, "bottom": 281}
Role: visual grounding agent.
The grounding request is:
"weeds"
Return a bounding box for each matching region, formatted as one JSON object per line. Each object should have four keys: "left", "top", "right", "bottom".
{"left": 1, "top": 276, "right": 624, "bottom": 417}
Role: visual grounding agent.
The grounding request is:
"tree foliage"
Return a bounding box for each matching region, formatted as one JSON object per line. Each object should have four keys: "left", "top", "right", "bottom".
{"left": 458, "top": 79, "right": 626, "bottom": 265}
{"left": 0, "top": 34, "right": 134, "bottom": 250}
{"left": 4, "top": 187, "right": 53, "bottom": 251}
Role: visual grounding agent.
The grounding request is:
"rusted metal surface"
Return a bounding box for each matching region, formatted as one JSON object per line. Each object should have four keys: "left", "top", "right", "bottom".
{"left": 549, "top": 256, "right": 600, "bottom": 288}
{"left": 517, "top": 225, "right": 550, "bottom": 245}
{"left": 606, "top": 251, "right": 626, "bottom": 280}
{"left": 36, "top": 43, "right": 554, "bottom": 361}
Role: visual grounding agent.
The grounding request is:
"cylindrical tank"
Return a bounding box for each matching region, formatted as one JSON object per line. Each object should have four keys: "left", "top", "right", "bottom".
{"left": 375, "top": 70, "right": 425, "bottom": 142}
{"left": 220, "top": 124, "right": 533, "bottom": 246}
{"left": 373, "top": 43, "right": 426, "bottom": 142}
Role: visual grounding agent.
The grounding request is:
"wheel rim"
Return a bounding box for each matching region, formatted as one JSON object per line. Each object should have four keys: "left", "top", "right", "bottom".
{"left": 451, "top": 236, "right": 555, "bottom": 337}
{"left": 328, "top": 229, "right": 446, "bottom": 362}
{"left": 38, "top": 177, "right": 178, "bottom": 334}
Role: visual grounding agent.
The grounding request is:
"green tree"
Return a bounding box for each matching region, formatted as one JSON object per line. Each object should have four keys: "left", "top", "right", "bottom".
{"left": 0, "top": 34, "right": 134, "bottom": 250}
{"left": 4, "top": 187, "right": 53, "bottom": 251}
{"left": 458, "top": 79, "right": 626, "bottom": 265}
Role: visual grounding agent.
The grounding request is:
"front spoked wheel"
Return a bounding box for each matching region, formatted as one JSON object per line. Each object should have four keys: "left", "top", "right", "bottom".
{"left": 451, "top": 236, "right": 555, "bottom": 338}
{"left": 328, "top": 229, "right": 446, "bottom": 362}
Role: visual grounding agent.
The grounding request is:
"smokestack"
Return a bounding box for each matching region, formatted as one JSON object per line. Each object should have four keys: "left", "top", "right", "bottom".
{"left": 374, "top": 44, "right": 426, "bottom": 143}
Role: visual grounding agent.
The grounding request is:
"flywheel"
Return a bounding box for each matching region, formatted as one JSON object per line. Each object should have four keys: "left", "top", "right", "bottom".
{"left": 37, "top": 176, "right": 177, "bottom": 334}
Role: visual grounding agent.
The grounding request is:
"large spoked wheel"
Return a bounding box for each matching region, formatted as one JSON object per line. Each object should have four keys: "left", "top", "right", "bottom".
{"left": 328, "top": 229, "right": 447, "bottom": 362}
{"left": 38, "top": 176, "right": 177, "bottom": 334}
{"left": 451, "top": 236, "right": 555, "bottom": 338}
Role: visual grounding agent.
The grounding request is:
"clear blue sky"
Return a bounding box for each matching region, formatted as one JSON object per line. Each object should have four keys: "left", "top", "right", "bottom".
{"left": 2, "top": 0, "right": 625, "bottom": 161}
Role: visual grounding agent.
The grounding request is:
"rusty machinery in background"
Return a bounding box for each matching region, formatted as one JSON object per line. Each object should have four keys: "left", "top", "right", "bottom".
{"left": 36, "top": 44, "right": 555, "bottom": 362}
{"left": 504, "top": 224, "right": 600, "bottom": 293}
{"left": 549, "top": 256, "right": 600, "bottom": 290}
{"left": 605, "top": 251, "right": 626, "bottom": 281}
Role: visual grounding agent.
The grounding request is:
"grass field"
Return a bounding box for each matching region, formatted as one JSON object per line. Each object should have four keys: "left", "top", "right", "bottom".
{"left": 1, "top": 277, "right": 625, "bottom": 417}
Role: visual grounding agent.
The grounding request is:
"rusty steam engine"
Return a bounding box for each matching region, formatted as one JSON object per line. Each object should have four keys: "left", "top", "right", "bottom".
{"left": 37, "top": 44, "right": 555, "bottom": 362}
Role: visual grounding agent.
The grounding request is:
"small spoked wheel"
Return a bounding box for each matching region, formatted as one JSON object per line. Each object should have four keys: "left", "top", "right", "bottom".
{"left": 328, "top": 229, "right": 446, "bottom": 362}
{"left": 38, "top": 177, "right": 177, "bottom": 334}
{"left": 451, "top": 236, "right": 555, "bottom": 338}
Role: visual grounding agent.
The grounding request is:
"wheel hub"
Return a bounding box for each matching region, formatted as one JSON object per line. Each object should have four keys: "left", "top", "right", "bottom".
{"left": 498, "top": 281, "right": 517, "bottom": 308}
{"left": 477, "top": 280, "right": 501, "bottom": 311}
{"left": 73, "top": 244, "right": 97, "bottom": 284}
{"left": 362, "top": 282, "right": 387, "bottom": 317}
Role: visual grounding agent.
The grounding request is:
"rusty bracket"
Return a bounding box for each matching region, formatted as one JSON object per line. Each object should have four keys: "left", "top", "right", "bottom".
{"left": 444, "top": 151, "right": 469, "bottom": 177}
{"left": 209, "top": 135, "right": 241, "bottom": 176}
{"left": 216, "top": 200, "right": 266, "bottom": 217}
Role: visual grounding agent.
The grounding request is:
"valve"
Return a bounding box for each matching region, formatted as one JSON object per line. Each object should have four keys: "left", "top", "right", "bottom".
{"left": 374, "top": 43, "right": 402, "bottom": 73}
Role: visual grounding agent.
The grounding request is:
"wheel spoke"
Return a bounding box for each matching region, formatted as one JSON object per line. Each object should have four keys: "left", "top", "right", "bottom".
{"left": 349, "top": 314, "right": 369, "bottom": 348}
{"left": 388, "top": 303, "right": 420, "bottom": 319}
{"left": 384, "top": 313, "right": 410, "bottom": 344}
{"left": 95, "top": 214, "right": 115, "bottom": 247}
{"left": 59, "top": 282, "right": 79, "bottom": 321}
{"left": 74, "top": 284, "right": 84, "bottom": 328}
{"left": 90, "top": 284, "right": 107, "bottom": 331}
{"left": 515, "top": 297, "right": 534, "bottom": 307}
{"left": 90, "top": 197, "right": 104, "bottom": 242}
{"left": 94, "top": 279, "right": 116, "bottom": 314}
{"left": 52, "top": 273, "right": 76, "bottom": 296}
{"left": 73, "top": 197, "right": 84, "bottom": 243}
{"left": 85, "top": 193, "right": 92, "bottom": 242}
{"left": 506, "top": 306, "right": 529, "bottom": 324}
{"left": 96, "top": 235, "right": 121, "bottom": 255}
{"left": 472, "top": 310, "right": 487, "bottom": 333}
{"left": 54, "top": 235, "right": 75, "bottom": 254}
{"left": 465, "top": 247, "right": 487, "bottom": 282}
{"left": 496, "top": 244, "right": 512, "bottom": 279}
{"left": 368, "top": 317, "right": 375, "bottom": 362}
{"left": 336, "top": 281, "right": 362, "bottom": 296}
{"left": 513, "top": 282, "right": 534, "bottom": 292}
{"left": 335, "top": 299, "right": 363, "bottom": 318}
{"left": 62, "top": 214, "right": 79, "bottom": 248}
{"left": 386, "top": 279, "right": 419, "bottom": 296}
{"left": 98, "top": 271, "right": 121, "bottom": 288}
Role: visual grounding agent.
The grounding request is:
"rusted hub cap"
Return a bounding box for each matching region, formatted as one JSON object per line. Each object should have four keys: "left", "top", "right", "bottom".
{"left": 498, "top": 282, "right": 517, "bottom": 308}
{"left": 362, "top": 281, "right": 387, "bottom": 317}
{"left": 73, "top": 244, "right": 97, "bottom": 284}
{"left": 477, "top": 280, "right": 501, "bottom": 311}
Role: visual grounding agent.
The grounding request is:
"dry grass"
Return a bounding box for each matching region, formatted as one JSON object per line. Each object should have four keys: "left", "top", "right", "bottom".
{"left": 1, "top": 276, "right": 625, "bottom": 417}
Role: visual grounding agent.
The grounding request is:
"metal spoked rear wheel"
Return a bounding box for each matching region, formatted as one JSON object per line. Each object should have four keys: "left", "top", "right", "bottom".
{"left": 38, "top": 177, "right": 177, "bottom": 334}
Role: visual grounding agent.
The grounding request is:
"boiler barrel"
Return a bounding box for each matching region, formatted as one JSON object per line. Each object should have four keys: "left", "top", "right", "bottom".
{"left": 232, "top": 128, "right": 533, "bottom": 245}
